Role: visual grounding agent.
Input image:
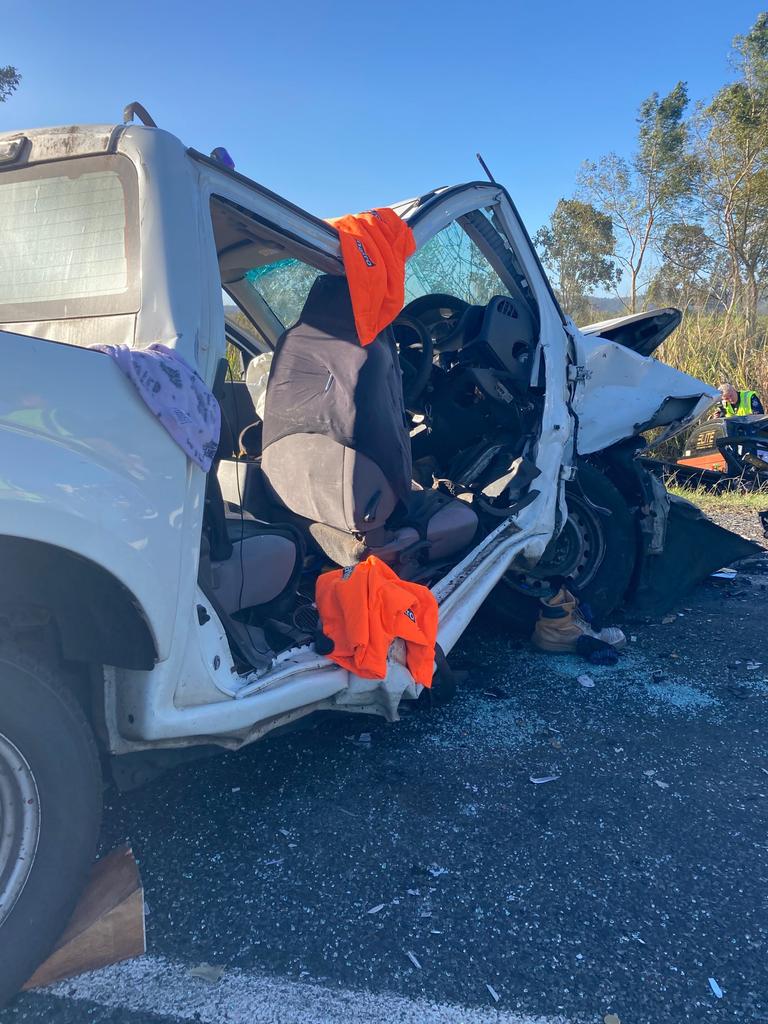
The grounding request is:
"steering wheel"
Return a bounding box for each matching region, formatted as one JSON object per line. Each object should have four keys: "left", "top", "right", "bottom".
{"left": 399, "top": 293, "right": 471, "bottom": 352}
{"left": 391, "top": 314, "right": 434, "bottom": 410}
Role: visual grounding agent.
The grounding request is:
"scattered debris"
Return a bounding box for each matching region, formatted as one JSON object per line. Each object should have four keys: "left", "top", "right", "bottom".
{"left": 645, "top": 681, "right": 718, "bottom": 711}
{"left": 549, "top": 737, "right": 562, "bottom": 750}
{"left": 604, "top": 1014, "right": 621, "bottom": 1024}
{"left": 353, "top": 733, "right": 372, "bottom": 747}
{"left": 264, "top": 858, "right": 284, "bottom": 866}
{"left": 529, "top": 774, "right": 560, "bottom": 785}
{"left": 482, "top": 686, "right": 509, "bottom": 699}
{"left": 279, "top": 828, "right": 290, "bottom": 837}
{"left": 711, "top": 568, "right": 737, "bottom": 580}
{"left": 367, "top": 903, "right": 386, "bottom": 914}
{"left": 661, "top": 614, "right": 677, "bottom": 624}
{"left": 643, "top": 769, "right": 656, "bottom": 777}
{"left": 406, "top": 889, "right": 421, "bottom": 896}
{"left": 428, "top": 864, "right": 449, "bottom": 878}
{"left": 577, "top": 674, "right": 595, "bottom": 688}
{"left": 231, "top": 787, "right": 240, "bottom": 793}
{"left": 486, "top": 983, "right": 500, "bottom": 1003}
{"left": 708, "top": 977, "right": 723, "bottom": 999}
{"left": 405, "top": 950, "right": 422, "bottom": 969}
{"left": 747, "top": 661, "right": 762, "bottom": 671}
{"left": 577, "top": 635, "right": 620, "bottom": 665}
{"left": 651, "top": 669, "right": 665, "bottom": 682}
{"left": 654, "top": 780, "right": 670, "bottom": 790}
{"left": 189, "top": 963, "right": 225, "bottom": 983}
{"left": 630, "top": 635, "right": 637, "bottom": 643}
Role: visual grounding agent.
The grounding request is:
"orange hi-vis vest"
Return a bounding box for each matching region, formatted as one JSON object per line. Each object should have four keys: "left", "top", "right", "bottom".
{"left": 327, "top": 208, "right": 416, "bottom": 346}
{"left": 314, "top": 556, "right": 438, "bottom": 687}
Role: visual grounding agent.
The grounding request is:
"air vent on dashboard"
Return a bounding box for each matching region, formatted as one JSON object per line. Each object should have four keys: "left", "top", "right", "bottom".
{"left": 496, "top": 298, "right": 519, "bottom": 319}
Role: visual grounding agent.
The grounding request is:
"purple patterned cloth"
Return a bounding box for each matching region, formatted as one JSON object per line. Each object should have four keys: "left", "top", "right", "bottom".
{"left": 94, "top": 343, "right": 220, "bottom": 472}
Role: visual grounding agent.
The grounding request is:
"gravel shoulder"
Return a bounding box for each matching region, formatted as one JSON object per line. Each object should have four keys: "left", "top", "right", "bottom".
{"left": 686, "top": 499, "right": 767, "bottom": 548}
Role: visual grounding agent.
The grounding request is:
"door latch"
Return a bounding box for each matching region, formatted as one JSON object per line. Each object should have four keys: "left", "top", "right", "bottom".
{"left": 567, "top": 364, "right": 589, "bottom": 383}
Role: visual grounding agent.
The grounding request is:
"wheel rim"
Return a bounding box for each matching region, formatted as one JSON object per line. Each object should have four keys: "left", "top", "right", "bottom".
{"left": 0, "top": 731, "right": 40, "bottom": 928}
{"left": 505, "top": 493, "right": 606, "bottom": 598}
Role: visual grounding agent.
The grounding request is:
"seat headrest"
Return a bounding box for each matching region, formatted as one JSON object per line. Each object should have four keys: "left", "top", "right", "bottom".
{"left": 298, "top": 274, "right": 357, "bottom": 340}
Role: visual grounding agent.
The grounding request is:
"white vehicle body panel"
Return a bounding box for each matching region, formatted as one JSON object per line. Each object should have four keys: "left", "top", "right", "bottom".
{"left": 571, "top": 328, "right": 718, "bottom": 455}
{"left": 0, "top": 333, "right": 194, "bottom": 660}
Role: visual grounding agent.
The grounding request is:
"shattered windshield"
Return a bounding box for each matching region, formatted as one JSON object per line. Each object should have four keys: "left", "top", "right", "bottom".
{"left": 245, "top": 259, "right": 323, "bottom": 329}
{"left": 244, "top": 218, "right": 513, "bottom": 330}
{"left": 405, "top": 221, "right": 510, "bottom": 306}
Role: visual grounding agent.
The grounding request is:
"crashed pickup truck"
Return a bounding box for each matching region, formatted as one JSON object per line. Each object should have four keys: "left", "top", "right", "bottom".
{"left": 0, "top": 110, "right": 755, "bottom": 999}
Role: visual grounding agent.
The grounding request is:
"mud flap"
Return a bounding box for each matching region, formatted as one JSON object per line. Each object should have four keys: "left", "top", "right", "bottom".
{"left": 625, "top": 495, "right": 761, "bottom": 616}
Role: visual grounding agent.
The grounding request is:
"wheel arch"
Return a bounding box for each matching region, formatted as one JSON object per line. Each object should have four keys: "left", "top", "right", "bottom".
{"left": 0, "top": 536, "right": 157, "bottom": 671}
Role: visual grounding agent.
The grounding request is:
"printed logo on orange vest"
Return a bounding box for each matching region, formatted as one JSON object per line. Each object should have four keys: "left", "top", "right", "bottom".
{"left": 354, "top": 238, "right": 375, "bottom": 268}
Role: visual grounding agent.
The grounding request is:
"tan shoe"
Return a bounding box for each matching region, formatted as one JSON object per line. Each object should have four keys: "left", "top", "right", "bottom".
{"left": 532, "top": 587, "right": 626, "bottom": 653}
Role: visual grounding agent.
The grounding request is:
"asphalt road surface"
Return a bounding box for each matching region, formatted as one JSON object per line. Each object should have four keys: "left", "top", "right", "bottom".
{"left": 3, "top": 547, "right": 767, "bottom": 1024}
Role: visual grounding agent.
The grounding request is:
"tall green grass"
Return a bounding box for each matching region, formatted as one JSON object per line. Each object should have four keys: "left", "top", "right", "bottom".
{"left": 656, "top": 312, "right": 768, "bottom": 397}
{"left": 668, "top": 482, "right": 768, "bottom": 512}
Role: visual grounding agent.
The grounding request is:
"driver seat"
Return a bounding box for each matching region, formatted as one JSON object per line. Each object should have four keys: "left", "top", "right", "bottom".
{"left": 261, "top": 275, "right": 477, "bottom": 570}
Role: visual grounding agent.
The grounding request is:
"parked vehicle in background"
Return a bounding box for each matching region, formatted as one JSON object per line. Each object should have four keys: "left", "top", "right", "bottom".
{"left": 0, "top": 109, "right": 753, "bottom": 1001}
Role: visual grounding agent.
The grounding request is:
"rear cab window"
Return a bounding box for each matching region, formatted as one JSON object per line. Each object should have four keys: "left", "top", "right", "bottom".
{"left": 0, "top": 154, "right": 139, "bottom": 330}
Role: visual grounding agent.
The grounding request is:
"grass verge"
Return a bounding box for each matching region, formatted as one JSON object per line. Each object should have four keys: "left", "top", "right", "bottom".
{"left": 668, "top": 483, "right": 768, "bottom": 513}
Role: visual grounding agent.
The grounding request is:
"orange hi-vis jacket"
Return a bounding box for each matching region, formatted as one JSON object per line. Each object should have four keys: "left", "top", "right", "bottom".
{"left": 327, "top": 208, "right": 416, "bottom": 346}
{"left": 314, "top": 556, "right": 438, "bottom": 687}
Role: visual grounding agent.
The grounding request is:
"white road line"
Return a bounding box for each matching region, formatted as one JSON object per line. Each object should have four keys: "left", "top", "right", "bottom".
{"left": 49, "top": 955, "right": 575, "bottom": 1024}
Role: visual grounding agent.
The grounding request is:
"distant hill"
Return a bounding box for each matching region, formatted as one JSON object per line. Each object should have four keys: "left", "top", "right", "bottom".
{"left": 587, "top": 296, "right": 626, "bottom": 314}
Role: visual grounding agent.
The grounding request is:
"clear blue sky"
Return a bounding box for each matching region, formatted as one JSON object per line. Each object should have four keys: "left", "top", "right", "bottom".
{"left": 3, "top": 0, "right": 764, "bottom": 233}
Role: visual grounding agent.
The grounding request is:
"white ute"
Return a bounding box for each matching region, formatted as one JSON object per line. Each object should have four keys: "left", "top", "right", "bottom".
{"left": 0, "top": 108, "right": 737, "bottom": 999}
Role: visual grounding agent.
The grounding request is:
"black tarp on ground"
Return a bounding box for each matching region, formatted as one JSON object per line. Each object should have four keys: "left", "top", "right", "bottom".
{"left": 626, "top": 495, "right": 761, "bottom": 616}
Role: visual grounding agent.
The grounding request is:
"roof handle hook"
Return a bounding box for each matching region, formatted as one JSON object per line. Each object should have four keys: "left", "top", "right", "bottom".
{"left": 123, "top": 102, "right": 157, "bottom": 128}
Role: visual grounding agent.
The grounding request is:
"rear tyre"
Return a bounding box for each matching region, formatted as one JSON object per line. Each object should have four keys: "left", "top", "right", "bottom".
{"left": 0, "top": 648, "right": 101, "bottom": 1005}
{"left": 486, "top": 462, "right": 637, "bottom": 634}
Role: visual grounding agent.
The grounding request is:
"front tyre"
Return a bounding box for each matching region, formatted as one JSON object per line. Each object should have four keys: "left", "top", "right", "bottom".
{"left": 487, "top": 462, "right": 637, "bottom": 634}
{"left": 0, "top": 648, "right": 101, "bottom": 1004}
